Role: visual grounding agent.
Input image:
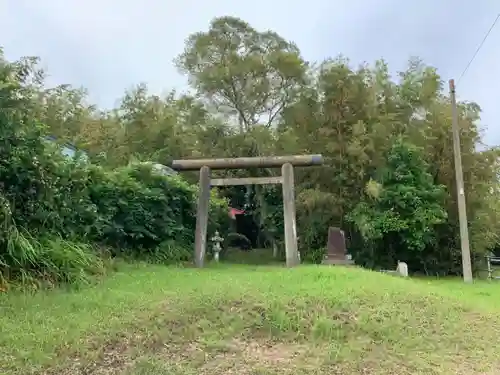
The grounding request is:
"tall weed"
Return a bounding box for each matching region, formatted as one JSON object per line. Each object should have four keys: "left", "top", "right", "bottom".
{"left": 0, "top": 227, "right": 105, "bottom": 289}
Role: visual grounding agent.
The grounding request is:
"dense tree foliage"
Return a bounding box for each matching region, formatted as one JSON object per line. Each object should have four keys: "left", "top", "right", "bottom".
{"left": 347, "top": 139, "right": 448, "bottom": 272}
{"left": 1, "top": 15, "right": 500, "bottom": 280}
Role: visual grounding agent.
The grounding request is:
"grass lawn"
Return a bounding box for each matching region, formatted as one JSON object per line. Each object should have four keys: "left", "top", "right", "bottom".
{"left": 2, "top": 263, "right": 500, "bottom": 375}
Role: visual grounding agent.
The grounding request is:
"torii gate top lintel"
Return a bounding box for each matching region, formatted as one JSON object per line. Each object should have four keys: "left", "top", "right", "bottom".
{"left": 171, "top": 154, "right": 323, "bottom": 171}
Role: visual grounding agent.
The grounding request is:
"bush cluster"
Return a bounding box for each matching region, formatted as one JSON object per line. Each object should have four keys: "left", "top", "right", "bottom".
{"left": 0, "top": 132, "right": 229, "bottom": 287}
{"left": 0, "top": 69, "right": 229, "bottom": 287}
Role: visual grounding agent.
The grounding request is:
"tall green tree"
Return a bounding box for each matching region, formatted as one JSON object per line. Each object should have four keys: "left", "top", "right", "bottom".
{"left": 175, "top": 16, "right": 307, "bottom": 134}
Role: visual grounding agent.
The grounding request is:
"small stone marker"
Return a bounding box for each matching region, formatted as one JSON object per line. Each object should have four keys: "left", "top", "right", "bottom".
{"left": 272, "top": 242, "right": 278, "bottom": 258}
{"left": 210, "top": 231, "right": 224, "bottom": 262}
{"left": 396, "top": 261, "right": 408, "bottom": 277}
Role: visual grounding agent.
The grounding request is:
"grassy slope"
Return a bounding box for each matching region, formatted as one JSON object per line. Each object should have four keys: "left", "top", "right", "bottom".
{"left": 1, "top": 264, "right": 500, "bottom": 375}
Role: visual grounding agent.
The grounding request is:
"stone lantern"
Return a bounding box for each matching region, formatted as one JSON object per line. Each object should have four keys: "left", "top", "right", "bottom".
{"left": 210, "top": 231, "right": 224, "bottom": 262}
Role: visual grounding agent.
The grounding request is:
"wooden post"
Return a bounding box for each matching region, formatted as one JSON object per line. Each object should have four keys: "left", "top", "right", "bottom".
{"left": 449, "top": 79, "right": 473, "bottom": 283}
{"left": 194, "top": 166, "right": 211, "bottom": 268}
{"left": 281, "top": 163, "right": 299, "bottom": 267}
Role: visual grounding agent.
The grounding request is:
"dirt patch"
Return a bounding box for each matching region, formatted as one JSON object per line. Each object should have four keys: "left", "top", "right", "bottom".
{"left": 240, "top": 340, "right": 303, "bottom": 363}
{"left": 53, "top": 335, "right": 326, "bottom": 375}
{"left": 42, "top": 331, "right": 500, "bottom": 375}
{"left": 177, "top": 339, "right": 328, "bottom": 375}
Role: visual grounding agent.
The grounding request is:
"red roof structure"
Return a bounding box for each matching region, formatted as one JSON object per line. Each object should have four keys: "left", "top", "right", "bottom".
{"left": 229, "top": 207, "right": 245, "bottom": 219}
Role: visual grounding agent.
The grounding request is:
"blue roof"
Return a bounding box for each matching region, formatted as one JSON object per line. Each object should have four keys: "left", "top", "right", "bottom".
{"left": 43, "top": 135, "right": 77, "bottom": 150}
{"left": 43, "top": 135, "right": 87, "bottom": 160}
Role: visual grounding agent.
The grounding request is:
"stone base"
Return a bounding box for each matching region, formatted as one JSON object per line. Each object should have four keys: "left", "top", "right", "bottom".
{"left": 322, "top": 258, "right": 355, "bottom": 266}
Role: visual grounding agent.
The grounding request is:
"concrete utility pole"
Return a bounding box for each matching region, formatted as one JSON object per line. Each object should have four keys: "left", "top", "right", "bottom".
{"left": 449, "top": 79, "right": 473, "bottom": 283}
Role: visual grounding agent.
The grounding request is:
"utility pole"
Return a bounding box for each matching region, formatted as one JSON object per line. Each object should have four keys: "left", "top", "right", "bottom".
{"left": 449, "top": 79, "right": 473, "bottom": 283}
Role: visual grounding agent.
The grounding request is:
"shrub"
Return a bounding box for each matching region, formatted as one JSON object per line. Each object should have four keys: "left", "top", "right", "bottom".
{"left": 347, "top": 139, "right": 448, "bottom": 273}
{"left": 0, "top": 156, "right": 208, "bottom": 286}
{"left": 224, "top": 232, "right": 252, "bottom": 250}
{"left": 208, "top": 189, "right": 231, "bottom": 237}
{"left": 146, "top": 240, "right": 192, "bottom": 264}
{"left": 0, "top": 52, "right": 231, "bottom": 287}
{"left": 88, "top": 164, "right": 197, "bottom": 254}
{"left": 0, "top": 227, "right": 105, "bottom": 289}
{"left": 302, "top": 247, "right": 327, "bottom": 264}
{"left": 296, "top": 189, "right": 338, "bottom": 260}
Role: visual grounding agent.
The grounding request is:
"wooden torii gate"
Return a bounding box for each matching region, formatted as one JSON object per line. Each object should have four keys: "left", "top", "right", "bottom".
{"left": 171, "top": 155, "right": 324, "bottom": 268}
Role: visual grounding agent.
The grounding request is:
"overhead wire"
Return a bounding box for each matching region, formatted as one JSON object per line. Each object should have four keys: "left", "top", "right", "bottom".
{"left": 456, "top": 12, "right": 500, "bottom": 86}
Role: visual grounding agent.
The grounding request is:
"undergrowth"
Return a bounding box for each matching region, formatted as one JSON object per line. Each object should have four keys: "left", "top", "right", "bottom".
{"left": 0, "top": 227, "right": 106, "bottom": 289}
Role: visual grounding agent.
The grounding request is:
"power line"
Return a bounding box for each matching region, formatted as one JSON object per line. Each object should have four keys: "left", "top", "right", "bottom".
{"left": 457, "top": 12, "right": 500, "bottom": 86}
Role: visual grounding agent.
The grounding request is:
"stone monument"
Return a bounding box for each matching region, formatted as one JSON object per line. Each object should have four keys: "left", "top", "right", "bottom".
{"left": 323, "top": 227, "right": 353, "bottom": 265}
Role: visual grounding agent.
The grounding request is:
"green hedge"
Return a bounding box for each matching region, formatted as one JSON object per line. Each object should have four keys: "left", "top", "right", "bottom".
{"left": 87, "top": 164, "right": 197, "bottom": 252}
{"left": 0, "top": 126, "right": 230, "bottom": 286}
{"left": 1, "top": 139, "right": 230, "bottom": 285}
{"left": 0, "top": 55, "right": 230, "bottom": 287}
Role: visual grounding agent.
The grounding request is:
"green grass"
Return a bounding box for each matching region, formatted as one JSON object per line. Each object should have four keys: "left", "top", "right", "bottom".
{"left": 222, "top": 247, "right": 282, "bottom": 265}
{"left": 2, "top": 264, "right": 500, "bottom": 374}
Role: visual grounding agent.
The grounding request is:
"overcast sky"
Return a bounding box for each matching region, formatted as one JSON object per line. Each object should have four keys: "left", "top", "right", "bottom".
{"left": 1, "top": 0, "right": 499, "bottom": 145}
